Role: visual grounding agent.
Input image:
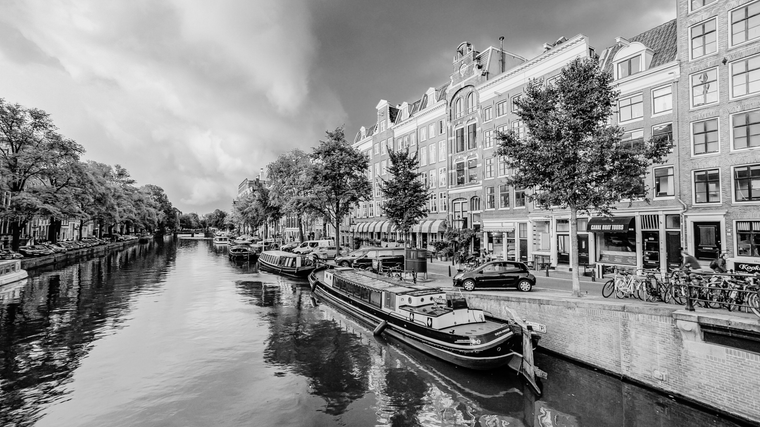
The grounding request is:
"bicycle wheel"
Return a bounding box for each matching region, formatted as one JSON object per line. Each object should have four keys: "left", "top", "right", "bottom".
{"left": 602, "top": 280, "right": 615, "bottom": 298}
{"left": 615, "top": 278, "right": 628, "bottom": 299}
{"left": 748, "top": 292, "right": 760, "bottom": 318}
{"left": 659, "top": 283, "right": 672, "bottom": 304}
{"left": 670, "top": 283, "right": 687, "bottom": 305}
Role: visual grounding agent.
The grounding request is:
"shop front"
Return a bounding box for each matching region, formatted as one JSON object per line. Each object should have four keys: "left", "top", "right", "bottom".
{"left": 588, "top": 216, "right": 637, "bottom": 274}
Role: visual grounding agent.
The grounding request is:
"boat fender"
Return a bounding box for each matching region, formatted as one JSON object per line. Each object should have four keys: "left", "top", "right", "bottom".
{"left": 409, "top": 312, "right": 414, "bottom": 321}
{"left": 373, "top": 321, "right": 387, "bottom": 336}
{"left": 426, "top": 318, "right": 432, "bottom": 328}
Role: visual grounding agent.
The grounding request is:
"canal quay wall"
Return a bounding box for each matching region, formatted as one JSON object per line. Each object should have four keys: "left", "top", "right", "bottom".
{"left": 19, "top": 239, "right": 147, "bottom": 271}
{"left": 463, "top": 292, "right": 760, "bottom": 424}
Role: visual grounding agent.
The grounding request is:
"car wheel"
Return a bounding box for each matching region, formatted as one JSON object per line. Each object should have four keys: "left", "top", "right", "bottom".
{"left": 339, "top": 261, "right": 350, "bottom": 267}
{"left": 463, "top": 279, "right": 476, "bottom": 291}
{"left": 517, "top": 279, "right": 533, "bottom": 292}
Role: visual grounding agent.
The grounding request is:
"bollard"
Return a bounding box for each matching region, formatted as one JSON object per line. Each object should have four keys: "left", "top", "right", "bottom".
{"left": 545, "top": 263, "right": 549, "bottom": 277}
{"left": 685, "top": 276, "right": 695, "bottom": 312}
{"left": 448, "top": 265, "right": 452, "bottom": 277}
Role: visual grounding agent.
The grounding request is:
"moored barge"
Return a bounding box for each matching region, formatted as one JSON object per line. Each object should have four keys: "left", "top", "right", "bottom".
{"left": 308, "top": 266, "right": 546, "bottom": 394}
{"left": 258, "top": 250, "right": 317, "bottom": 278}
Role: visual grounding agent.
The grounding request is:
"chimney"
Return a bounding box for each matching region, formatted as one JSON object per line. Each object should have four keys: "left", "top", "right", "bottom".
{"left": 499, "top": 36, "right": 505, "bottom": 73}
{"left": 543, "top": 43, "right": 553, "bottom": 51}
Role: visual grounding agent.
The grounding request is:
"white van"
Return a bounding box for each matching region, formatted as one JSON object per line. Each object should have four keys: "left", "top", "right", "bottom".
{"left": 292, "top": 240, "right": 333, "bottom": 254}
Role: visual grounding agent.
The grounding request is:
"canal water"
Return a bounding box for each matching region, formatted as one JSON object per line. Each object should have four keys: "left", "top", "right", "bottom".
{"left": 0, "top": 239, "right": 748, "bottom": 427}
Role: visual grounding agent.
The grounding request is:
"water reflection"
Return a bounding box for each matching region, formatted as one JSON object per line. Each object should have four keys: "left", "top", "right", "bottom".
{"left": 0, "top": 239, "right": 751, "bottom": 427}
{"left": 0, "top": 240, "right": 174, "bottom": 427}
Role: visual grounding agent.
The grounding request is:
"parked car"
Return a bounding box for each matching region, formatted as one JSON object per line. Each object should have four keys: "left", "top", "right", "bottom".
{"left": 18, "top": 245, "right": 54, "bottom": 257}
{"left": 292, "top": 240, "right": 333, "bottom": 255}
{"left": 279, "top": 242, "right": 299, "bottom": 252}
{"left": 452, "top": 261, "right": 535, "bottom": 292}
{"left": 0, "top": 249, "right": 23, "bottom": 259}
{"left": 42, "top": 242, "right": 67, "bottom": 253}
{"left": 311, "top": 246, "right": 340, "bottom": 260}
{"left": 334, "top": 248, "right": 370, "bottom": 267}
{"left": 351, "top": 247, "right": 405, "bottom": 272}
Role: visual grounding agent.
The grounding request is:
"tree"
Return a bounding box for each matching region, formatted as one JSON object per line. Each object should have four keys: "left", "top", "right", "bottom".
{"left": 378, "top": 147, "right": 429, "bottom": 246}
{"left": 0, "top": 99, "right": 85, "bottom": 249}
{"left": 307, "top": 127, "right": 371, "bottom": 245}
{"left": 204, "top": 209, "right": 228, "bottom": 230}
{"left": 250, "top": 178, "right": 281, "bottom": 238}
{"left": 267, "top": 149, "right": 318, "bottom": 242}
{"left": 495, "top": 56, "right": 670, "bottom": 297}
{"left": 144, "top": 184, "right": 176, "bottom": 233}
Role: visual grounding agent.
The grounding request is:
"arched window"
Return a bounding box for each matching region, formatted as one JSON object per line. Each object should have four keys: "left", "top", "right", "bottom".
{"left": 466, "top": 93, "right": 475, "bottom": 113}
{"left": 455, "top": 98, "right": 463, "bottom": 118}
{"left": 470, "top": 196, "right": 481, "bottom": 211}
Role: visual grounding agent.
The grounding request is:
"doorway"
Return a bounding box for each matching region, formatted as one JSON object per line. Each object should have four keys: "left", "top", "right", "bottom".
{"left": 577, "top": 235, "right": 589, "bottom": 265}
{"left": 557, "top": 235, "right": 570, "bottom": 264}
{"left": 666, "top": 231, "right": 681, "bottom": 268}
{"left": 693, "top": 222, "right": 721, "bottom": 260}
{"left": 642, "top": 231, "right": 660, "bottom": 269}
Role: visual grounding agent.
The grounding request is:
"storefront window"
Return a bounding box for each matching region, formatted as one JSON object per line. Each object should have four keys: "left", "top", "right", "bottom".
{"left": 737, "top": 221, "right": 760, "bottom": 257}
{"left": 597, "top": 230, "right": 637, "bottom": 265}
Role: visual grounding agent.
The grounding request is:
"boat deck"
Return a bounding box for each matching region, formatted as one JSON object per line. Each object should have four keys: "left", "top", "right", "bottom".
{"left": 314, "top": 268, "right": 512, "bottom": 335}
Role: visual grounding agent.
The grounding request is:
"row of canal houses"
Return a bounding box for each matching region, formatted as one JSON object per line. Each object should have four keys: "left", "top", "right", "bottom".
{"left": 345, "top": 0, "right": 760, "bottom": 276}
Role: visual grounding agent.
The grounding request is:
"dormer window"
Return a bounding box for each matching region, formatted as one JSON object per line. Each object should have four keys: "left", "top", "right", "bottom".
{"left": 617, "top": 55, "right": 641, "bottom": 79}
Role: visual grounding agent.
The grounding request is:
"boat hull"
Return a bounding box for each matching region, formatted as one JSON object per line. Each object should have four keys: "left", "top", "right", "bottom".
{"left": 258, "top": 256, "right": 315, "bottom": 278}
{"left": 309, "top": 269, "right": 525, "bottom": 371}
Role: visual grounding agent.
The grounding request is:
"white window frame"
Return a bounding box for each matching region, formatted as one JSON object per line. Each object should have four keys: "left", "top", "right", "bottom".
{"left": 484, "top": 130, "right": 493, "bottom": 149}
{"left": 731, "top": 163, "right": 760, "bottom": 204}
{"left": 730, "top": 0, "right": 760, "bottom": 48}
{"left": 438, "top": 140, "right": 446, "bottom": 162}
{"left": 618, "top": 93, "right": 644, "bottom": 123}
{"left": 653, "top": 166, "right": 675, "bottom": 198}
{"left": 692, "top": 168, "right": 722, "bottom": 205}
{"left": 439, "top": 167, "right": 446, "bottom": 187}
{"left": 420, "top": 146, "right": 427, "bottom": 167}
{"left": 730, "top": 108, "right": 760, "bottom": 152}
{"left": 690, "top": 67, "right": 719, "bottom": 109}
{"left": 691, "top": 117, "right": 721, "bottom": 157}
{"left": 729, "top": 53, "right": 760, "bottom": 100}
{"left": 616, "top": 54, "right": 642, "bottom": 80}
{"left": 419, "top": 126, "right": 427, "bottom": 142}
{"left": 498, "top": 183, "right": 510, "bottom": 209}
{"left": 429, "top": 123, "right": 435, "bottom": 138}
{"left": 651, "top": 84, "right": 673, "bottom": 116}
{"left": 690, "top": 17, "right": 718, "bottom": 61}
{"left": 429, "top": 143, "right": 436, "bottom": 165}
{"left": 483, "top": 107, "right": 493, "bottom": 122}
{"left": 690, "top": 0, "right": 717, "bottom": 12}
{"left": 429, "top": 169, "right": 437, "bottom": 189}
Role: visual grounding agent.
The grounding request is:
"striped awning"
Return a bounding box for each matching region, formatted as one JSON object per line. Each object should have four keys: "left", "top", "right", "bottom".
{"left": 371, "top": 221, "right": 385, "bottom": 233}
{"left": 428, "top": 219, "right": 445, "bottom": 233}
{"left": 411, "top": 220, "right": 428, "bottom": 233}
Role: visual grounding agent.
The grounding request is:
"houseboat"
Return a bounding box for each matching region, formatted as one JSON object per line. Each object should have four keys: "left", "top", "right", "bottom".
{"left": 228, "top": 244, "right": 256, "bottom": 260}
{"left": 308, "top": 266, "right": 546, "bottom": 394}
{"left": 258, "top": 250, "right": 317, "bottom": 278}
{"left": 213, "top": 235, "right": 230, "bottom": 245}
{"left": 0, "top": 260, "right": 28, "bottom": 286}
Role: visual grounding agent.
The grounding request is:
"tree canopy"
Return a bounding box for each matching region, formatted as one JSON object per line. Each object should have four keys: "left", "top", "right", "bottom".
{"left": 307, "top": 127, "right": 371, "bottom": 244}
{"left": 379, "top": 146, "right": 429, "bottom": 244}
{"left": 496, "top": 56, "right": 671, "bottom": 295}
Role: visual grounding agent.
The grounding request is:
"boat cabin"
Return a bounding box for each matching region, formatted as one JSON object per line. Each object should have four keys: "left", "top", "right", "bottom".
{"left": 324, "top": 268, "right": 486, "bottom": 330}
{"left": 259, "top": 251, "right": 314, "bottom": 268}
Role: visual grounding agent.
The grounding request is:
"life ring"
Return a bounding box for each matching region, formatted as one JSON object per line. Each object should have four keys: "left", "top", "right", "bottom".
{"left": 426, "top": 318, "right": 432, "bottom": 327}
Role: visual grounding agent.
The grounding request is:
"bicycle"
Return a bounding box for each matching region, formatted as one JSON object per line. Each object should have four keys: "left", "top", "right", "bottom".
{"left": 385, "top": 265, "right": 403, "bottom": 281}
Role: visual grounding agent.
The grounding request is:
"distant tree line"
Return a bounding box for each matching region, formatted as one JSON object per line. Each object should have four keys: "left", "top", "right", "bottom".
{"left": 0, "top": 98, "right": 180, "bottom": 250}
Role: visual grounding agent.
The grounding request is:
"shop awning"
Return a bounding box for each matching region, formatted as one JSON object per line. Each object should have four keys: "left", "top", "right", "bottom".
{"left": 379, "top": 221, "right": 394, "bottom": 233}
{"left": 428, "top": 219, "right": 445, "bottom": 234}
{"left": 358, "top": 222, "right": 370, "bottom": 233}
{"left": 371, "top": 221, "right": 385, "bottom": 233}
{"left": 411, "top": 220, "right": 429, "bottom": 233}
{"left": 587, "top": 216, "right": 635, "bottom": 233}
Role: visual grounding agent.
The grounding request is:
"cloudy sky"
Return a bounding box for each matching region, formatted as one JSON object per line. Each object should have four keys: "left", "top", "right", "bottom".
{"left": 0, "top": 0, "right": 674, "bottom": 215}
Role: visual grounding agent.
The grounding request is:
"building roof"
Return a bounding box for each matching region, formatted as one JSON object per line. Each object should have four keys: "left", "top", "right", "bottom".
{"left": 600, "top": 19, "right": 677, "bottom": 73}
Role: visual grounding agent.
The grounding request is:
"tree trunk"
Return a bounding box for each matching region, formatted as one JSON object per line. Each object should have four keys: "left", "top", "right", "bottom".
{"left": 11, "top": 221, "right": 20, "bottom": 251}
{"left": 298, "top": 216, "right": 304, "bottom": 242}
{"left": 570, "top": 206, "right": 582, "bottom": 297}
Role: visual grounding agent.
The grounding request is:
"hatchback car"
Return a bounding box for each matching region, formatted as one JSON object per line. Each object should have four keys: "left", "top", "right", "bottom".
{"left": 312, "top": 246, "right": 340, "bottom": 260}
{"left": 453, "top": 261, "right": 535, "bottom": 292}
